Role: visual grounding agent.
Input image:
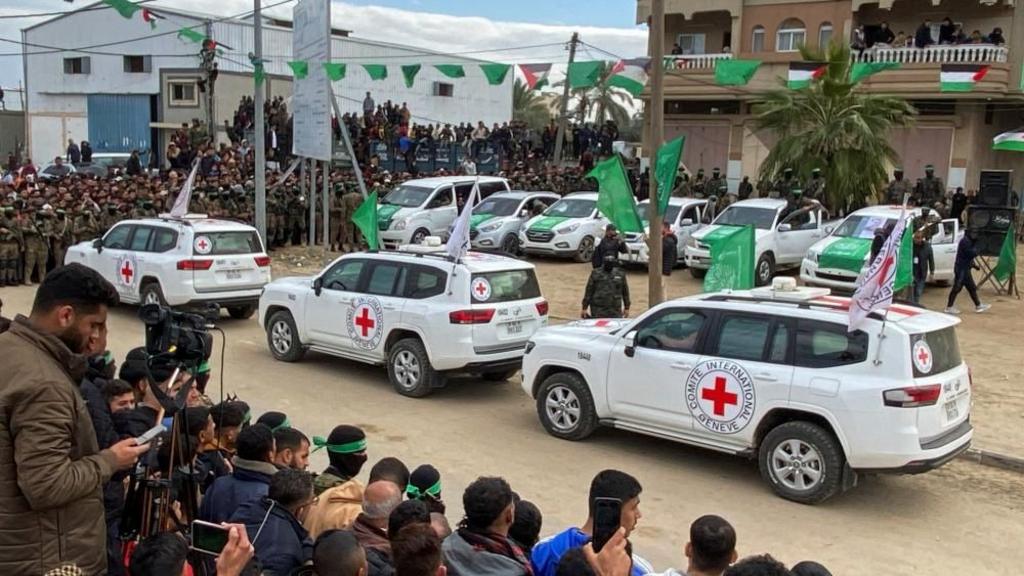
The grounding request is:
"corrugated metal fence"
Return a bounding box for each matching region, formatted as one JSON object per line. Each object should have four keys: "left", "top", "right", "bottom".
{"left": 87, "top": 94, "right": 152, "bottom": 164}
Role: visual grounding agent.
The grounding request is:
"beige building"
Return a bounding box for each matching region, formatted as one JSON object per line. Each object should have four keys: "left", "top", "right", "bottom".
{"left": 637, "top": 0, "right": 1024, "bottom": 193}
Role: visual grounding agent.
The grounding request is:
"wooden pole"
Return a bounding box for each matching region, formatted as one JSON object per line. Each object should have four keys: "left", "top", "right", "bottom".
{"left": 552, "top": 32, "right": 579, "bottom": 167}
{"left": 647, "top": 0, "right": 666, "bottom": 307}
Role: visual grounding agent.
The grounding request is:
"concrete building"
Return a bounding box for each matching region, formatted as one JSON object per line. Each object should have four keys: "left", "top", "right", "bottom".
{"left": 637, "top": 0, "right": 1024, "bottom": 193}
{"left": 22, "top": 2, "right": 512, "bottom": 167}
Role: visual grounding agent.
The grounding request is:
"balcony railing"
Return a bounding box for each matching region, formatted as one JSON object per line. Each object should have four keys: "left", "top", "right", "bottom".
{"left": 854, "top": 44, "right": 1008, "bottom": 64}
{"left": 664, "top": 53, "right": 734, "bottom": 70}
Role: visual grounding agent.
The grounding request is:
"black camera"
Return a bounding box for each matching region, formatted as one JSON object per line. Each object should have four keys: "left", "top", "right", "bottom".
{"left": 139, "top": 304, "right": 215, "bottom": 366}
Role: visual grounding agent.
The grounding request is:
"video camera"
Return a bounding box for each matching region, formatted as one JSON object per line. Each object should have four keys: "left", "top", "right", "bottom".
{"left": 139, "top": 303, "right": 216, "bottom": 368}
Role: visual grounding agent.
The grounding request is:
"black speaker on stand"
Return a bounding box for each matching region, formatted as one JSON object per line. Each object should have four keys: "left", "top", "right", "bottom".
{"left": 978, "top": 169, "right": 1013, "bottom": 207}
{"left": 967, "top": 206, "right": 1016, "bottom": 257}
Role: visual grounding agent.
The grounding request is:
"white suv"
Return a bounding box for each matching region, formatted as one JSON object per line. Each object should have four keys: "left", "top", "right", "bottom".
{"left": 521, "top": 281, "right": 972, "bottom": 503}
{"left": 623, "top": 197, "right": 708, "bottom": 265}
{"left": 378, "top": 176, "right": 510, "bottom": 249}
{"left": 65, "top": 215, "right": 271, "bottom": 318}
{"left": 258, "top": 244, "right": 549, "bottom": 397}
{"left": 519, "top": 192, "right": 609, "bottom": 262}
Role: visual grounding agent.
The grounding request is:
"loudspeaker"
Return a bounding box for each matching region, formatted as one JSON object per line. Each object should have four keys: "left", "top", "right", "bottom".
{"left": 967, "top": 206, "right": 1016, "bottom": 257}
{"left": 978, "top": 170, "right": 1013, "bottom": 207}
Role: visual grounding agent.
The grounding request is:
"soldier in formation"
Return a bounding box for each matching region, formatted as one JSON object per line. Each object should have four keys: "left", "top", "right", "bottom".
{"left": 581, "top": 255, "right": 631, "bottom": 319}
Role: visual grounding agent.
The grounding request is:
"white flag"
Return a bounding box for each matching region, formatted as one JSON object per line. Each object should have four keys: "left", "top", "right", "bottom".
{"left": 848, "top": 206, "right": 910, "bottom": 332}
{"left": 446, "top": 178, "right": 479, "bottom": 261}
{"left": 169, "top": 160, "right": 200, "bottom": 218}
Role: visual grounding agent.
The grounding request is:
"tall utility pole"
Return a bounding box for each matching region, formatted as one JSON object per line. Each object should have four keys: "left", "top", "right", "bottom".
{"left": 552, "top": 32, "right": 579, "bottom": 166}
{"left": 253, "top": 0, "right": 267, "bottom": 245}
{"left": 647, "top": 0, "right": 666, "bottom": 306}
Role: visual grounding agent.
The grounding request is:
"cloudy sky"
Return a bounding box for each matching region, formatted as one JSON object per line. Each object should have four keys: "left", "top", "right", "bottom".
{"left": 0, "top": 0, "right": 649, "bottom": 107}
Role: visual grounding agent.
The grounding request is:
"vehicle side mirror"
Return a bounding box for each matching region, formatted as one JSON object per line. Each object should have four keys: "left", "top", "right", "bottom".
{"left": 92, "top": 238, "right": 103, "bottom": 253}
{"left": 519, "top": 209, "right": 528, "bottom": 218}
{"left": 313, "top": 277, "right": 324, "bottom": 297}
{"left": 624, "top": 330, "right": 638, "bottom": 358}
{"left": 778, "top": 223, "right": 793, "bottom": 232}
{"left": 680, "top": 218, "right": 694, "bottom": 226}
{"left": 824, "top": 225, "right": 835, "bottom": 235}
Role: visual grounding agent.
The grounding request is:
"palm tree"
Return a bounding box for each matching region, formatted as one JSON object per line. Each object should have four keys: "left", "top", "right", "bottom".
{"left": 552, "top": 66, "right": 634, "bottom": 128}
{"left": 752, "top": 42, "right": 916, "bottom": 210}
{"left": 513, "top": 79, "right": 552, "bottom": 130}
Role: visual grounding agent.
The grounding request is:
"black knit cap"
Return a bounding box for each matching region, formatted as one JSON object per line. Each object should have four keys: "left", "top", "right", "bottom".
{"left": 119, "top": 347, "right": 174, "bottom": 385}
{"left": 407, "top": 464, "right": 442, "bottom": 499}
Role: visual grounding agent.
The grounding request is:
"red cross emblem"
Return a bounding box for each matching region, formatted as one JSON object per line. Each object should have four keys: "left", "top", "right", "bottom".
{"left": 354, "top": 307, "right": 376, "bottom": 337}
{"left": 917, "top": 347, "right": 930, "bottom": 366}
{"left": 474, "top": 282, "right": 487, "bottom": 296}
{"left": 472, "top": 278, "right": 490, "bottom": 300}
{"left": 120, "top": 260, "right": 134, "bottom": 284}
{"left": 197, "top": 238, "right": 209, "bottom": 251}
{"left": 701, "top": 376, "right": 738, "bottom": 417}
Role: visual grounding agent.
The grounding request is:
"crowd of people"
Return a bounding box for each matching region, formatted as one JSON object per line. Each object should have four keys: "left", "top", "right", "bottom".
{"left": 0, "top": 263, "right": 837, "bottom": 575}
{"left": 851, "top": 18, "right": 1006, "bottom": 54}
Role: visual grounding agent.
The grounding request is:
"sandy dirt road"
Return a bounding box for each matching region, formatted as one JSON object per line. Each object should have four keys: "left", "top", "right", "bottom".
{"left": 2, "top": 269, "right": 1022, "bottom": 574}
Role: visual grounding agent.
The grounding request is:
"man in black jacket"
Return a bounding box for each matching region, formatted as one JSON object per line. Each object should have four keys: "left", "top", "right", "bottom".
{"left": 661, "top": 221, "right": 678, "bottom": 277}
{"left": 591, "top": 224, "right": 627, "bottom": 268}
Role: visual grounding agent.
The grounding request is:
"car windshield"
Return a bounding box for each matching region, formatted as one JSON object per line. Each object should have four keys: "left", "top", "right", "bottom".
{"left": 713, "top": 206, "right": 777, "bottom": 230}
{"left": 92, "top": 156, "right": 127, "bottom": 168}
{"left": 382, "top": 185, "right": 433, "bottom": 207}
{"left": 832, "top": 215, "right": 896, "bottom": 239}
{"left": 194, "top": 231, "right": 264, "bottom": 255}
{"left": 474, "top": 197, "right": 521, "bottom": 217}
{"left": 544, "top": 198, "right": 595, "bottom": 219}
{"left": 636, "top": 201, "right": 681, "bottom": 224}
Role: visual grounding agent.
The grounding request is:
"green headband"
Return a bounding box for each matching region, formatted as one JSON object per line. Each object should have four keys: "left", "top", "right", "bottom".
{"left": 103, "top": 351, "right": 114, "bottom": 365}
{"left": 406, "top": 480, "right": 442, "bottom": 499}
{"left": 312, "top": 436, "right": 367, "bottom": 454}
{"left": 197, "top": 361, "right": 210, "bottom": 375}
{"left": 271, "top": 418, "right": 291, "bottom": 432}
{"left": 243, "top": 410, "right": 252, "bottom": 425}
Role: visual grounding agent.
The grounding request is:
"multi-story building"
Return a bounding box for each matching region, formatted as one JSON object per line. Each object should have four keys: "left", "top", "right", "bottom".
{"left": 21, "top": 4, "right": 512, "bottom": 167}
{"left": 638, "top": 0, "right": 1024, "bottom": 193}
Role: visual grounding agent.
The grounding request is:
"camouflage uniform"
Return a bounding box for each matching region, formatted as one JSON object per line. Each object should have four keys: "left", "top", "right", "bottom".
{"left": 886, "top": 176, "right": 913, "bottom": 205}
{"left": 691, "top": 172, "right": 706, "bottom": 198}
{"left": 581, "top": 265, "right": 630, "bottom": 318}
{"left": 773, "top": 175, "right": 799, "bottom": 200}
{"left": 99, "top": 205, "right": 121, "bottom": 236}
{"left": 0, "top": 210, "right": 21, "bottom": 286}
{"left": 918, "top": 173, "right": 945, "bottom": 208}
{"left": 706, "top": 171, "right": 728, "bottom": 199}
{"left": 191, "top": 194, "right": 210, "bottom": 216}
{"left": 343, "top": 190, "right": 364, "bottom": 249}
{"left": 74, "top": 210, "right": 100, "bottom": 243}
{"left": 273, "top": 190, "right": 290, "bottom": 247}
{"left": 287, "top": 191, "right": 307, "bottom": 245}
{"left": 805, "top": 174, "right": 825, "bottom": 202}
{"left": 19, "top": 214, "right": 50, "bottom": 284}
{"left": 329, "top": 187, "right": 347, "bottom": 251}
{"left": 50, "top": 211, "right": 73, "bottom": 269}
{"left": 672, "top": 174, "right": 691, "bottom": 198}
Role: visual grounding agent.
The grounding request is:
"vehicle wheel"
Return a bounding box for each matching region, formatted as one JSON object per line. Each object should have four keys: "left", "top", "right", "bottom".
{"left": 411, "top": 228, "right": 430, "bottom": 245}
{"left": 755, "top": 253, "right": 776, "bottom": 287}
{"left": 227, "top": 304, "right": 257, "bottom": 320}
{"left": 500, "top": 234, "right": 519, "bottom": 255}
{"left": 388, "top": 338, "right": 442, "bottom": 398}
{"left": 140, "top": 281, "right": 166, "bottom": 307}
{"left": 266, "top": 311, "right": 305, "bottom": 362}
{"left": 536, "top": 372, "right": 597, "bottom": 441}
{"left": 482, "top": 368, "right": 518, "bottom": 382}
{"left": 759, "top": 421, "right": 845, "bottom": 504}
{"left": 574, "top": 236, "right": 595, "bottom": 263}
{"left": 689, "top": 266, "right": 707, "bottom": 279}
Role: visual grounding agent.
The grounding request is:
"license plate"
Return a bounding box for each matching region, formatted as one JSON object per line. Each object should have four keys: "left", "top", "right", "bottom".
{"left": 225, "top": 270, "right": 242, "bottom": 280}
{"left": 504, "top": 321, "right": 523, "bottom": 335}
{"left": 944, "top": 400, "right": 959, "bottom": 421}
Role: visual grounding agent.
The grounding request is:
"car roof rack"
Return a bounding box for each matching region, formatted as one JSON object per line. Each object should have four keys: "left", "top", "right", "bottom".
{"left": 702, "top": 292, "right": 924, "bottom": 323}
{"left": 155, "top": 213, "right": 207, "bottom": 226}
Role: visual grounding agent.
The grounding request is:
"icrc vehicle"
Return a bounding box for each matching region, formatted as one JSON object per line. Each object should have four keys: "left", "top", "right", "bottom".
{"left": 519, "top": 192, "right": 609, "bottom": 262}
{"left": 259, "top": 241, "right": 548, "bottom": 397}
{"left": 521, "top": 280, "right": 972, "bottom": 503}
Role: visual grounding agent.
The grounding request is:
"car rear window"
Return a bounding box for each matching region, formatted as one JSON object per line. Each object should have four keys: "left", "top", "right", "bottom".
{"left": 471, "top": 269, "right": 541, "bottom": 303}
{"left": 911, "top": 327, "right": 961, "bottom": 377}
{"left": 194, "top": 231, "right": 263, "bottom": 255}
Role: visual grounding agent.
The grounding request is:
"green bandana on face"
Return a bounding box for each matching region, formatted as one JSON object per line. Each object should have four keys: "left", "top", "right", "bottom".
{"left": 406, "top": 480, "right": 442, "bottom": 499}
{"left": 311, "top": 436, "right": 367, "bottom": 454}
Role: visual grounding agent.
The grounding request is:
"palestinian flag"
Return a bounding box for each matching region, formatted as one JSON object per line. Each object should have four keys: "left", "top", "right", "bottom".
{"left": 608, "top": 58, "right": 650, "bottom": 97}
{"left": 993, "top": 129, "right": 1024, "bottom": 152}
{"left": 519, "top": 63, "right": 552, "bottom": 90}
{"left": 940, "top": 64, "right": 989, "bottom": 92}
{"left": 788, "top": 62, "right": 826, "bottom": 89}
{"left": 142, "top": 8, "right": 165, "bottom": 29}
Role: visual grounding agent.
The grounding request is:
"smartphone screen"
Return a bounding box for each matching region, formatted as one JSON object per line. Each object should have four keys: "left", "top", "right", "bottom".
{"left": 191, "top": 520, "right": 230, "bottom": 556}
{"left": 591, "top": 497, "right": 622, "bottom": 553}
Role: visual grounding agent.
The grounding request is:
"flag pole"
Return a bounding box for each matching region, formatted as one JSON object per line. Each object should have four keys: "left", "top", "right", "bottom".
{"left": 873, "top": 193, "right": 910, "bottom": 366}
{"left": 647, "top": 0, "right": 666, "bottom": 307}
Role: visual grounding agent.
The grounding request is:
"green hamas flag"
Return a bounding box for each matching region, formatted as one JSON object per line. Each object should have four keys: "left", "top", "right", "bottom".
{"left": 363, "top": 64, "right": 388, "bottom": 80}
{"left": 253, "top": 63, "right": 266, "bottom": 87}
{"left": 103, "top": 0, "right": 141, "bottom": 19}
{"left": 323, "top": 62, "right": 346, "bottom": 81}
{"left": 177, "top": 28, "right": 206, "bottom": 43}
{"left": 850, "top": 61, "right": 900, "bottom": 83}
{"left": 435, "top": 64, "right": 465, "bottom": 78}
{"left": 654, "top": 136, "right": 684, "bottom": 217}
{"left": 993, "top": 227, "right": 1017, "bottom": 282}
{"left": 588, "top": 156, "right": 643, "bottom": 234}
{"left": 529, "top": 216, "right": 570, "bottom": 231}
{"left": 894, "top": 225, "right": 913, "bottom": 291}
{"left": 352, "top": 191, "right": 380, "bottom": 250}
{"left": 287, "top": 60, "right": 309, "bottom": 80}
{"left": 480, "top": 63, "right": 511, "bottom": 85}
{"left": 714, "top": 59, "right": 761, "bottom": 86}
{"left": 568, "top": 61, "right": 605, "bottom": 89}
{"left": 402, "top": 64, "right": 421, "bottom": 88}
{"left": 818, "top": 237, "right": 872, "bottom": 273}
{"left": 704, "top": 225, "right": 755, "bottom": 292}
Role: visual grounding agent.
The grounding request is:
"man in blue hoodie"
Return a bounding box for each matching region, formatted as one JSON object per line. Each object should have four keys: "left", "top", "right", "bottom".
{"left": 530, "top": 469, "right": 652, "bottom": 576}
{"left": 199, "top": 423, "right": 277, "bottom": 523}
{"left": 231, "top": 468, "right": 316, "bottom": 576}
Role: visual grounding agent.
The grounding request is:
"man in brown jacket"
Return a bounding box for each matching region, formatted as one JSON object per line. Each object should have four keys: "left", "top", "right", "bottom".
{"left": 0, "top": 263, "right": 150, "bottom": 575}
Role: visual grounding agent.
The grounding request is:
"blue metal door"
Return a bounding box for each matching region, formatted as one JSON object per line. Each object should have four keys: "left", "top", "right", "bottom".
{"left": 87, "top": 95, "right": 151, "bottom": 165}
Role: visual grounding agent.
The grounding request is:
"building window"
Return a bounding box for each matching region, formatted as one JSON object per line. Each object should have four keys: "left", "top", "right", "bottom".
{"left": 819, "top": 22, "right": 833, "bottom": 48}
{"left": 123, "top": 55, "right": 151, "bottom": 73}
{"left": 676, "top": 33, "right": 707, "bottom": 55}
{"left": 433, "top": 82, "right": 454, "bottom": 97}
{"left": 776, "top": 19, "right": 806, "bottom": 52}
{"left": 168, "top": 80, "right": 199, "bottom": 107}
{"left": 63, "top": 57, "right": 90, "bottom": 75}
{"left": 751, "top": 26, "right": 766, "bottom": 52}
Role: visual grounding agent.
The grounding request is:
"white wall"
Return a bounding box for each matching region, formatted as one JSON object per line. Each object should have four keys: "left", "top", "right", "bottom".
{"left": 26, "top": 93, "right": 87, "bottom": 163}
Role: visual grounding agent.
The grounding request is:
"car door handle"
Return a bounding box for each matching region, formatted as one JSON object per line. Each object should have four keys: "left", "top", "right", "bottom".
{"left": 671, "top": 362, "right": 693, "bottom": 371}
{"left": 382, "top": 304, "right": 398, "bottom": 311}
{"left": 755, "top": 373, "right": 779, "bottom": 382}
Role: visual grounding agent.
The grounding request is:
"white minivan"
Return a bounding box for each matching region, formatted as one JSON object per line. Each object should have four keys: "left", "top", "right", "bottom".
{"left": 378, "top": 176, "right": 510, "bottom": 249}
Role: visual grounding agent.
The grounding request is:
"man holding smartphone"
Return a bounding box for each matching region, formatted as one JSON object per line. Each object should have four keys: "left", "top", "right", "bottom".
{"left": 0, "top": 264, "right": 151, "bottom": 575}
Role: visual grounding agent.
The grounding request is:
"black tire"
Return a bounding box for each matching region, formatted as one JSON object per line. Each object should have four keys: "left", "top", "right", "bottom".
{"left": 482, "top": 368, "right": 518, "bottom": 382}
{"left": 227, "top": 304, "right": 257, "bottom": 320}
{"left": 266, "top": 310, "right": 305, "bottom": 362}
{"left": 500, "top": 234, "right": 519, "bottom": 255}
{"left": 758, "top": 421, "right": 845, "bottom": 504}
{"left": 536, "top": 371, "right": 597, "bottom": 441}
{"left": 755, "top": 253, "right": 776, "bottom": 287}
{"left": 411, "top": 228, "right": 430, "bottom": 245}
{"left": 574, "top": 236, "right": 596, "bottom": 263}
{"left": 388, "top": 338, "right": 443, "bottom": 398}
{"left": 140, "top": 281, "right": 166, "bottom": 307}
{"left": 689, "top": 266, "right": 707, "bottom": 279}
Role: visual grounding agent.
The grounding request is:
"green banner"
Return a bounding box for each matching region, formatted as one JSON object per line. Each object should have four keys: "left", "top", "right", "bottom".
{"left": 818, "top": 237, "right": 871, "bottom": 273}
{"left": 714, "top": 59, "right": 761, "bottom": 86}
{"left": 568, "top": 61, "right": 605, "bottom": 89}
{"left": 529, "top": 216, "right": 570, "bottom": 232}
{"left": 850, "top": 61, "right": 900, "bottom": 83}
{"left": 589, "top": 155, "right": 643, "bottom": 234}
{"left": 894, "top": 225, "right": 913, "bottom": 292}
{"left": 704, "top": 225, "right": 755, "bottom": 292}
{"left": 701, "top": 225, "right": 744, "bottom": 245}
{"left": 177, "top": 28, "right": 206, "bottom": 43}
{"left": 402, "top": 64, "right": 421, "bottom": 88}
{"left": 376, "top": 204, "right": 403, "bottom": 230}
{"left": 994, "top": 227, "right": 1017, "bottom": 282}
{"left": 103, "top": 0, "right": 141, "bottom": 19}
{"left": 287, "top": 60, "right": 309, "bottom": 80}
{"left": 363, "top": 64, "right": 388, "bottom": 80}
{"left": 470, "top": 213, "right": 496, "bottom": 230}
{"left": 480, "top": 63, "right": 511, "bottom": 85}
{"left": 323, "top": 62, "right": 346, "bottom": 81}
{"left": 352, "top": 191, "right": 380, "bottom": 250}
{"left": 435, "top": 64, "right": 466, "bottom": 78}
{"left": 654, "top": 136, "right": 684, "bottom": 216}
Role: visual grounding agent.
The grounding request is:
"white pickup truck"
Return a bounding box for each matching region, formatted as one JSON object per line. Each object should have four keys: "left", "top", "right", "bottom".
{"left": 684, "top": 199, "right": 837, "bottom": 286}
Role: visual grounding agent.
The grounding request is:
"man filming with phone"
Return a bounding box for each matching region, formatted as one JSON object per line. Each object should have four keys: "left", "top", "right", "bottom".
{"left": 0, "top": 264, "right": 151, "bottom": 575}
